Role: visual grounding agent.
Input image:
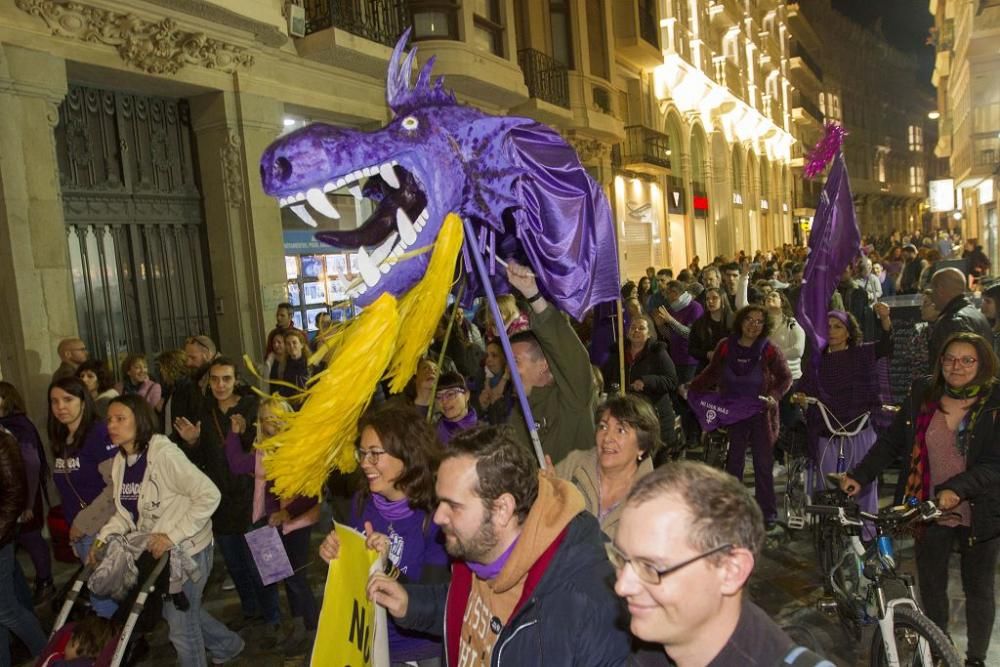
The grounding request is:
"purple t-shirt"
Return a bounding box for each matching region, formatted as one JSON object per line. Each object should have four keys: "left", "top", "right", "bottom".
{"left": 352, "top": 493, "right": 447, "bottom": 662}
{"left": 119, "top": 453, "right": 147, "bottom": 523}
{"left": 52, "top": 422, "right": 117, "bottom": 527}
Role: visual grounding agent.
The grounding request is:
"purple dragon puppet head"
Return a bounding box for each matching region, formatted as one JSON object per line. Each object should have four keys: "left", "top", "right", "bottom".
{"left": 256, "top": 30, "right": 619, "bottom": 498}
{"left": 260, "top": 29, "right": 619, "bottom": 319}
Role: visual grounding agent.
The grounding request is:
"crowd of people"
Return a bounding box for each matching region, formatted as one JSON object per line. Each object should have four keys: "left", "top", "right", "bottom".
{"left": 0, "top": 230, "right": 998, "bottom": 667}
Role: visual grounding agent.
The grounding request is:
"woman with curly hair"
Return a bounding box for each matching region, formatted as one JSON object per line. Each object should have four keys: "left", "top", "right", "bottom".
{"left": 842, "top": 332, "right": 1000, "bottom": 666}
{"left": 687, "top": 305, "right": 792, "bottom": 527}
{"left": 793, "top": 304, "right": 893, "bottom": 522}
{"left": 116, "top": 354, "right": 161, "bottom": 411}
{"left": 319, "top": 403, "right": 448, "bottom": 666}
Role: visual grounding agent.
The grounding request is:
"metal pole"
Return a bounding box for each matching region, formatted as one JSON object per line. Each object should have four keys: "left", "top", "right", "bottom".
{"left": 460, "top": 218, "right": 547, "bottom": 468}
{"left": 616, "top": 299, "right": 626, "bottom": 396}
{"left": 427, "top": 281, "right": 466, "bottom": 423}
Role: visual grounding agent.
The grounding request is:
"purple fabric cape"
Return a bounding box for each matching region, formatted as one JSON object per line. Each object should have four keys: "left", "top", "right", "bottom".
{"left": 796, "top": 153, "right": 861, "bottom": 373}
{"left": 686, "top": 390, "right": 765, "bottom": 432}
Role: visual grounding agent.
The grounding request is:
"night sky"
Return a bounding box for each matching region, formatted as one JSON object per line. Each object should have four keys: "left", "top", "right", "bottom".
{"left": 831, "top": 0, "right": 935, "bottom": 86}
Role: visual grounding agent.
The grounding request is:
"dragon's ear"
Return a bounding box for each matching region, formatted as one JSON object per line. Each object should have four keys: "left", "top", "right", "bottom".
{"left": 386, "top": 28, "right": 456, "bottom": 116}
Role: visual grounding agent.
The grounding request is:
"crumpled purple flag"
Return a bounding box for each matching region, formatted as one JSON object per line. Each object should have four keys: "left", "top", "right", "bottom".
{"left": 686, "top": 390, "right": 765, "bottom": 432}
{"left": 245, "top": 525, "right": 294, "bottom": 586}
{"left": 796, "top": 153, "right": 860, "bottom": 370}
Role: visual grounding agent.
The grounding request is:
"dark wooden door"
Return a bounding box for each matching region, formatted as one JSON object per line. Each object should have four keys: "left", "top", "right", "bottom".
{"left": 55, "top": 84, "right": 214, "bottom": 369}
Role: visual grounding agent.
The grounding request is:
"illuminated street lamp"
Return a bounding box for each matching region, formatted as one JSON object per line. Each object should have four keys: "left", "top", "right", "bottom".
{"left": 927, "top": 111, "right": 940, "bottom": 120}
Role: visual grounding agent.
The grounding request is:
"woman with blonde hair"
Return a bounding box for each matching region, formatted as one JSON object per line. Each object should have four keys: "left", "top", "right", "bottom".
{"left": 224, "top": 397, "right": 319, "bottom": 656}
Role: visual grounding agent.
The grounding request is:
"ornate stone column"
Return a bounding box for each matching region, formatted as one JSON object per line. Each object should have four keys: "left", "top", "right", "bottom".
{"left": 188, "top": 90, "right": 284, "bottom": 361}
{"left": 0, "top": 43, "right": 71, "bottom": 421}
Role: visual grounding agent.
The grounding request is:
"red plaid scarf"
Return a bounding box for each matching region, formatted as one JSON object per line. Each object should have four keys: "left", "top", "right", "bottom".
{"left": 903, "top": 402, "right": 938, "bottom": 502}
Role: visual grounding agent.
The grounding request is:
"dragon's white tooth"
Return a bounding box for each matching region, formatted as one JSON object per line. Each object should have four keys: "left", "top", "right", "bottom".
{"left": 294, "top": 192, "right": 305, "bottom": 202}
{"left": 380, "top": 264, "right": 391, "bottom": 274}
{"left": 348, "top": 185, "right": 363, "bottom": 201}
{"left": 356, "top": 247, "right": 381, "bottom": 288}
{"left": 370, "top": 232, "right": 399, "bottom": 265}
{"left": 278, "top": 197, "right": 287, "bottom": 207}
{"left": 417, "top": 208, "right": 429, "bottom": 221}
{"left": 379, "top": 163, "right": 400, "bottom": 189}
{"left": 335, "top": 178, "right": 345, "bottom": 188}
{"left": 396, "top": 208, "right": 417, "bottom": 246}
{"left": 289, "top": 204, "right": 318, "bottom": 227}
{"left": 323, "top": 181, "right": 337, "bottom": 193}
{"left": 391, "top": 246, "right": 404, "bottom": 257}
{"left": 306, "top": 188, "right": 341, "bottom": 219}
{"left": 352, "top": 170, "right": 364, "bottom": 182}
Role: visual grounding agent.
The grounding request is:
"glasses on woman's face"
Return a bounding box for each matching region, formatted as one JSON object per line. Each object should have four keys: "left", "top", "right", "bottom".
{"left": 436, "top": 388, "right": 466, "bottom": 402}
{"left": 354, "top": 448, "right": 387, "bottom": 464}
{"left": 941, "top": 354, "right": 977, "bottom": 369}
{"left": 607, "top": 542, "right": 733, "bottom": 585}
{"left": 744, "top": 317, "right": 765, "bottom": 328}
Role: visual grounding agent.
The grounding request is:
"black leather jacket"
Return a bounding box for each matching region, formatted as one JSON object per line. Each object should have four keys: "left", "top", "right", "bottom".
{"left": 0, "top": 430, "right": 27, "bottom": 547}
{"left": 928, "top": 294, "right": 994, "bottom": 363}
{"left": 850, "top": 377, "right": 1000, "bottom": 545}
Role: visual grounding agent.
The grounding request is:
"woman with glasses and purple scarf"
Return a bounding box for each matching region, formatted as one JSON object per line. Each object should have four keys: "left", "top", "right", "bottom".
{"left": 318, "top": 404, "right": 448, "bottom": 667}
{"left": 686, "top": 305, "right": 793, "bottom": 528}
{"left": 792, "top": 304, "right": 893, "bottom": 521}
{"left": 841, "top": 332, "right": 1000, "bottom": 667}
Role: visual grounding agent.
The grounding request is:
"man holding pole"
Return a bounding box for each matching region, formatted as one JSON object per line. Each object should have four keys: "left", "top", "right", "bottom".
{"left": 505, "top": 260, "right": 598, "bottom": 465}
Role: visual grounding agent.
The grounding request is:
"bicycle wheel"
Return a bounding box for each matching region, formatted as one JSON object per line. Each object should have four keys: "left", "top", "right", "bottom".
{"left": 703, "top": 431, "right": 728, "bottom": 469}
{"left": 869, "top": 606, "right": 961, "bottom": 667}
{"left": 812, "top": 515, "right": 843, "bottom": 586}
{"left": 783, "top": 455, "right": 810, "bottom": 530}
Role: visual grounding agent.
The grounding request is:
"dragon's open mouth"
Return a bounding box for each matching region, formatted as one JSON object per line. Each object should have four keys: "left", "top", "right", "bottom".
{"left": 276, "top": 159, "right": 429, "bottom": 298}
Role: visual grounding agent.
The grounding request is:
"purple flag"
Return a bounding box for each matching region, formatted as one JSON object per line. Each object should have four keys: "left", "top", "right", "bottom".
{"left": 686, "top": 390, "right": 765, "bottom": 432}
{"left": 245, "top": 525, "right": 294, "bottom": 586}
{"left": 796, "top": 151, "right": 860, "bottom": 369}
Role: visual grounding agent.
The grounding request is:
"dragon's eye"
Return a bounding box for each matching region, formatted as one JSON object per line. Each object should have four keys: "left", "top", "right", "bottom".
{"left": 401, "top": 116, "right": 419, "bottom": 131}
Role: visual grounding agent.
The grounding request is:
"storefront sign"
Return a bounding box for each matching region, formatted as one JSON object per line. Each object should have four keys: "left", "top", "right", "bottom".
{"left": 668, "top": 188, "right": 686, "bottom": 214}
{"left": 732, "top": 192, "right": 743, "bottom": 206}
{"left": 693, "top": 193, "right": 709, "bottom": 219}
{"left": 929, "top": 179, "right": 955, "bottom": 212}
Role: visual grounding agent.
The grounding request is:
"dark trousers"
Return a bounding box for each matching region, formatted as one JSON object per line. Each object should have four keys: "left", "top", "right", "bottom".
{"left": 281, "top": 525, "right": 319, "bottom": 630}
{"left": 15, "top": 530, "right": 51, "bottom": 583}
{"left": 217, "top": 533, "right": 280, "bottom": 625}
{"left": 726, "top": 412, "right": 777, "bottom": 521}
{"left": 915, "top": 524, "right": 1000, "bottom": 662}
{"left": 673, "top": 364, "right": 699, "bottom": 443}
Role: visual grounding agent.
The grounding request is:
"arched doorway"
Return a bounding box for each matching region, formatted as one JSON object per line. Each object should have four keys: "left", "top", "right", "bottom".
{"left": 690, "top": 124, "right": 710, "bottom": 262}
{"left": 664, "top": 109, "right": 688, "bottom": 271}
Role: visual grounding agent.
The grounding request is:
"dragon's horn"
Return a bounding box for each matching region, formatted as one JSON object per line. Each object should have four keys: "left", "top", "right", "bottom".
{"left": 387, "top": 28, "right": 414, "bottom": 111}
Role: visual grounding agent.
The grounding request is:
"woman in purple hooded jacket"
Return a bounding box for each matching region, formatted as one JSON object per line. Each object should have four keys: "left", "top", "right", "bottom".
{"left": 0, "top": 381, "right": 53, "bottom": 604}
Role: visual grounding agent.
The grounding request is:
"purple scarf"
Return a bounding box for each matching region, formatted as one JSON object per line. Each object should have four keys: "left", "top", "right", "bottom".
{"left": 372, "top": 493, "right": 414, "bottom": 521}
{"left": 468, "top": 536, "right": 520, "bottom": 580}
{"left": 725, "top": 334, "right": 767, "bottom": 376}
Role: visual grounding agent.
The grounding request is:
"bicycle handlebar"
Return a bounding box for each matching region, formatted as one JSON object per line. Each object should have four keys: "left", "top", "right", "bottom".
{"left": 806, "top": 498, "right": 942, "bottom": 528}
{"left": 798, "top": 396, "right": 899, "bottom": 436}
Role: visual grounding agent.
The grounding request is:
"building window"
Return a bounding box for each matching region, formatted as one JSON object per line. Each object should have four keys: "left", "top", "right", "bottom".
{"left": 909, "top": 165, "right": 924, "bottom": 194}
{"left": 410, "top": 1, "right": 459, "bottom": 41}
{"left": 586, "top": 0, "right": 607, "bottom": 78}
{"left": 908, "top": 125, "right": 923, "bottom": 152}
{"left": 550, "top": 0, "right": 573, "bottom": 68}
{"left": 471, "top": 0, "right": 504, "bottom": 55}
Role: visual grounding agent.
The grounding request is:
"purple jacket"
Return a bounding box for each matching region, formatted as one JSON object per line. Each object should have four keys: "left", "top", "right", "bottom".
{"left": 661, "top": 298, "right": 704, "bottom": 367}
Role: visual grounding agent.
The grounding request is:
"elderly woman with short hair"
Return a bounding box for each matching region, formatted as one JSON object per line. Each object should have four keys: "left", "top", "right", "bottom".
{"left": 554, "top": 394, "right": 660, "bottom": 540}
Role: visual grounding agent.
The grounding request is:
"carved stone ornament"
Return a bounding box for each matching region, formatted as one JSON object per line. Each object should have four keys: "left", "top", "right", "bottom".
{"left": 220, "top": 131, "right": 245, "bottom": 207}
{"left": 16, "top": 0, "right": 255, "bottom": 75}
{"left": 566, "top": 134, "right": 610, "bottom": 163}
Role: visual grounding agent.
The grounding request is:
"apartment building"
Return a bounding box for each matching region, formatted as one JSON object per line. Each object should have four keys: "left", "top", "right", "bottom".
{"left": 930, "top": 0, "right": 1000, "bottom": 266}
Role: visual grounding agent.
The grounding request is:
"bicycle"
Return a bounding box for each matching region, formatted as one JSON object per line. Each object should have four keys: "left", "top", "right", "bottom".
{"left": 806, "top": 492, "right": 961, "bottom": 666}
{"left": 783, "top": 395, "right": 898, "bottom": 533}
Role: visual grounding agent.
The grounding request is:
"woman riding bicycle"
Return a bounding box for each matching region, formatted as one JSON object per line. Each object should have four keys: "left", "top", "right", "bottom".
{"left": 792, "top": 305, "right": 892, "bottom": 520}
{"left": 687, "top": 304, "right": 792, "bottom": 527}
{"left": 841, "top": 332, "right": 1000, "bottom": 667}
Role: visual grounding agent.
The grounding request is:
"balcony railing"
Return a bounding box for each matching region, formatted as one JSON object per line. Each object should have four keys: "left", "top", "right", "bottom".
{"left": 517, "top": 49, "right": 570, "bottom": 109}
{"left": 714, "top": 59, "right": 743, "bottom": 98}
{"left": 303, "top": 0, "right": 407, "bottom": 45}
{"left": 623, "top": 125, "right": 671, "bottom": 170}
{"left": 790, "top": 42, "right": 823, "bottom": 81}
{"left": 592, "top": 85, "right": 613, "bottom": 115}
{"left": 975, "top": 149, "right": 997, "bottom": 167}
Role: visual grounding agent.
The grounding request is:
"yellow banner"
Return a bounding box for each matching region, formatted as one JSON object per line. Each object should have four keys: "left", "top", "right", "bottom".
{"left": 311, "top": 524, "right": 389, "bottom": 666}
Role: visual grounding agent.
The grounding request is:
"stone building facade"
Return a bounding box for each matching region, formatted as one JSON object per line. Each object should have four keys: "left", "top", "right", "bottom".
{"left": 0, "top": 0, "right": 803, "bottom": 418}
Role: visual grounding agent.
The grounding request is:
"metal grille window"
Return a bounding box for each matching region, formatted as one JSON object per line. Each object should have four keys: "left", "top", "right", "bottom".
{"left": 302, "top": 0, "right": 407, "bottom": 45}
{"left": 518, "top": 49, "right": 570, "bottom": 108}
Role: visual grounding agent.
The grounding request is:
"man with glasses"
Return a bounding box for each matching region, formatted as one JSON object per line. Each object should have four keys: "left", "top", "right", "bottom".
{"left": 926, "top": 268, "right": 992, "bottom": 364}
{"left": 614, "top": 461, "right": 833, "bottom": 666}
{"left": 53, "top": 337, "right": 88, "bottom": 382}
{"left": 366, "top": 425, "right": 631, "bottom": 666}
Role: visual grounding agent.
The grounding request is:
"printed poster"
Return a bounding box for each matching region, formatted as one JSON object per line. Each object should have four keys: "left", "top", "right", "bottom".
{"left": 244, "top": 525, "right": 294, "bottom": 586}
{"left": 311, "top": 523, "right": 389, "bottom": 667}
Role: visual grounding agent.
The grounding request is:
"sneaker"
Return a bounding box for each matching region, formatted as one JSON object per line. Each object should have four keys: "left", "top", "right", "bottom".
{"left": 221, "top": 576, "right": 236, "bottom": 592}
{"left": 32, "top": 579, "right": 55, "bottom": 606}
{"left": 254, "top": 621, "right": 285, "bottom": 651}
{"left": 228, "top": 615, "right": 263, "bottom": 633}
{"left": 772, "top": 463, "right": 787, "bottom": 478}
{"left": 211, "top": 637, "right": 245, "bottom": 665}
